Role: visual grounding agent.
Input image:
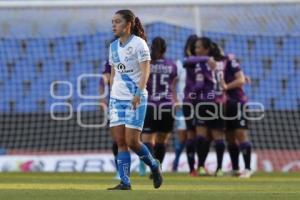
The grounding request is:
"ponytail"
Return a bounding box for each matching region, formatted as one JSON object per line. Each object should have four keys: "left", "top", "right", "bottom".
{"left": 132, "top": 17, "right": 147, "bottom": 42}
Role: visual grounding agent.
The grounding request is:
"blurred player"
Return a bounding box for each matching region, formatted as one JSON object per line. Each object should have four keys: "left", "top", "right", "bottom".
{"left": 181, "top": 34, "right": 199, "bottom": 176}
{"left": 142, "top": 37, "right": 178, "bottom": 168}
{"left": 221, "top": 54, "right": 253, "bottom": 178}
{"left": 184, "top": 37, "right": 227, "bottom": 177}
{"left": 99, "top": 60, "right": 120, "bottom": 180}
{"left": 171, "top": 59, "right": 187, "bottom": 172}
{"left": 107, "top": 9, "right": 162, "bottom": 190}
{"left": 172, "top": 35, "right": 197, "bottom": 172}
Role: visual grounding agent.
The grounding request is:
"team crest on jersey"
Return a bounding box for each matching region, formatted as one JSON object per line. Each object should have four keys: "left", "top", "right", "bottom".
{"left": 117, "top": 63, "right": 126, "bottom": 72}
{"left": 126, "top": 46, "right": 133, "bottom": 55}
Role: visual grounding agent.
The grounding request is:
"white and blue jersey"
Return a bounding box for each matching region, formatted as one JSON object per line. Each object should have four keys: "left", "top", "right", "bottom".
{"left": 108, "top": 35, "right": 151, "bottom": 130}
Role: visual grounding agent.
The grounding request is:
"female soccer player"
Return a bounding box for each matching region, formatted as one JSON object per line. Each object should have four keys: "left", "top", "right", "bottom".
{"left": 107, "top": 9, "right": 162, "bottom": 190}
{"left": 221, "top": 54, "right": 253, "bottom": 178}
{"left": 181, "top": 34, "right": 200, "bottom": 176}
{"left": 172, "top": 35, "right": 197, "bottom": 173}
{"left": 142, "top": 36, "right": 178, "bottom": 166}
{"left": 184, "top": 37, "right": 227, "bottom": 177}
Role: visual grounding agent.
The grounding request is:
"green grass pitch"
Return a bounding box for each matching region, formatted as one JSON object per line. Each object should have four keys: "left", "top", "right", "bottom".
{"left": 0, "top": 172, "right": 299, "bottom": 200}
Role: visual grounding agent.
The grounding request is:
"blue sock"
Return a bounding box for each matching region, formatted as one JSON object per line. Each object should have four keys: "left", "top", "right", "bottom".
{"left": 173, "top": 142, "right": 185, "bottom": 167}
{"left": 136, "top": 144, "right": 158, "bottom": 171}
{"left": 117, "top": 151, "right": 131, "bottom": 186}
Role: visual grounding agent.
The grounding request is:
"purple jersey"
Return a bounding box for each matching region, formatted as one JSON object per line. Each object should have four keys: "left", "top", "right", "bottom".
{"left": 224, "top": 56, "right": 248, "bottom": 104}
{"left": 103, "top": 60, "right": 111, "bottom": 74}
{"left": 99, "top": 61, "right": 111, "bottom": 88}
{"left": 147, "top": 58, "right": 177, "bottom": 105}
{"left": 184, "top": 56, "right": 226, "bottom": 103}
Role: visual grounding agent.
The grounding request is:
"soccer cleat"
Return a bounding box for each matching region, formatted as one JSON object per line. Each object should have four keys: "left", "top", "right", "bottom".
{"left": 107, "top": 182, "right": 132, "bottom": 190}
{"left": 139, "top": 161, "right": 146, "bottom": 176}
{"left": 151, "top": 160, "right": 163, "bottom": 189}
{"left": 215, "top": 169, "right": 224, "bottom": 177}
{"left": 230, "top": 170, "right": 241, "bottom": 177}
{"left": 189, "top": 170, "right": 198, "bottom": 177}
{"left": 198, "top": 167, "right": 207, "bottom": 176}
{"left": 239, "top": 169, "right": 254, "bottom": 178}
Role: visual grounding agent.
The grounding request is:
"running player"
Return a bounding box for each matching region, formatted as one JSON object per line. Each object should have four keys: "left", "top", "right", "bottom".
{"left": 142, "top": 36, "right": 178, "bottom": 166}
{"left": 107, "top": 9, "right": 162, "bottom": 190}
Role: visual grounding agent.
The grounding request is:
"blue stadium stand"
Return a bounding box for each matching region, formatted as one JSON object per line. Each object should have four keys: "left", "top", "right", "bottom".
{"left": 1, "top": 21, "right": 299, "bottom": 112}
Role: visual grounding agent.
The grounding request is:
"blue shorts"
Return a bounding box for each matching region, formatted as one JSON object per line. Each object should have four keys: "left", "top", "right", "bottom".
{"left": 175, "top": 107, "right": 187, "bottom": 130}
{"left": 109, "top": 96, "right": 148, "bottom": 131}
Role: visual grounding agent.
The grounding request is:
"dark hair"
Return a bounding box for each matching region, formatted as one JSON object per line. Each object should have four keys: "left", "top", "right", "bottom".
{"left": 115, "top": 9, "right": 147, "bottom": 41}
{"left": 195, "top": 37, "right": 225, "bottom": 61}
{"left": 184, "top": 34, "right": 198, "bottom": 57}
{"left": 151, "top": 37, "right": 166, "bottom": 61}
{"left": 210, "top": 42, "right": 226, "bottom": 61}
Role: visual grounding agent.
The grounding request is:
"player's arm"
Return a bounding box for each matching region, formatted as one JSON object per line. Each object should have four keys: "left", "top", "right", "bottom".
{"left": 171, "top": 77, "right": 179, "bottom": 104}
{"left": 138, "top": 60, "right": 150, "bottom": 90}
{"left": 99, "top": 72, "right": 110, "bottom": 105}
{"left": 132, "top": 60, "right": 150, "bottom": 109}
{"left": 110, "top": 67, "right": 115, "bottom": 90}
{"left": 221, "top": 71, "right": 246, "bottom": 91}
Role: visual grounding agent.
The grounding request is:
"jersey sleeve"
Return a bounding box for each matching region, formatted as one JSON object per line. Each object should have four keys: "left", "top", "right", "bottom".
{"left": 136, "top": 39, "right": 151, "bottom": 63}
{"left": 228, "top": 57, "right": 242, "bottom": 74}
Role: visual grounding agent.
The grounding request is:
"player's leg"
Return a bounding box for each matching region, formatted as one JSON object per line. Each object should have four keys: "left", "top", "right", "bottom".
{"left": 211, "top": 128, "right": 225, "bottom": 176}
{"left": 153, "top": 108, "right": 174, "bottom": 164}
{"left": 140, "top": 105, "right": 157, "bottom": 176}
{"left": 107, "top": 99, "right": 132, "bottom": 190}
{"left": 226, "top": 130, "right": 240, "bottom": 176}
{"left": 107, "top": 125, "right": 132, "bottom": 190}
{"left": 172, "top": 107, "right": 187, "bottom": 172}
{"left": 172, "top": 129, "right": 187, "bottom": 171}
{"left": 225, "top": 101, "right": 241, "bottom": 176}
{"left": 111, "top": 141, "right": 121, "bottom": 179}
{"left": 210, "top": 104, "right": 226, "bottom": 177}
{"left": 231, "top": 103, "right": 252, "bottom": 178}
{"left": 125, "top": 96, "right": 162, "bottom": 188}
{"left": 154, "top": 132, "right": 171, "bottom": 164}
{"left": 142, "top": 105, "right": 157, "bottom": 155}
{"left": 236, "top": 128, "right": 253, "bottom": 178}
{"left": 182, "top": 103, "right": 197, "bottom": 176}
{"left": 195, "top": 125, "right": 210, "bottom": 175}
{"left": 208, "top": 103, "right": 226, "bottom": 177}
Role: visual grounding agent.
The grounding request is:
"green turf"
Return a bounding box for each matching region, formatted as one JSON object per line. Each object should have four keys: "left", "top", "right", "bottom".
{"left": 0, "top": 172, "right": 299, "bottom": 200}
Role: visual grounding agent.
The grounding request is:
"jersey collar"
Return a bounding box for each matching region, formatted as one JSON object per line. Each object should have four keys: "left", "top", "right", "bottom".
{"left": 119, "top": 34, "right": 134, "bottom": 48}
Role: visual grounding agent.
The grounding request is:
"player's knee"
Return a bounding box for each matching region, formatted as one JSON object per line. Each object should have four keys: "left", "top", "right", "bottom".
{"left": 126, "top": 138, "right": 139, "bottom": 152}
{"left": 235, "top": 129, "right": 248, "bottom": 143}
{"left": 225, "top": 131, "right": 236, "bottom": 144}
{"left": 115, "top": 139, "right": 127, "bottom": 150}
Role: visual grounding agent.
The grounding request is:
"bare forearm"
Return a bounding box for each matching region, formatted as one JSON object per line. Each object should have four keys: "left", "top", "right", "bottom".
{"left": 110, "top": 68, "right": 115, "bottom": 90}
{"left": 138, "top": 61, "right": 150, "bottom": 89}
{"left": 226, "top": 77, "right": 245, "bottom": 90}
